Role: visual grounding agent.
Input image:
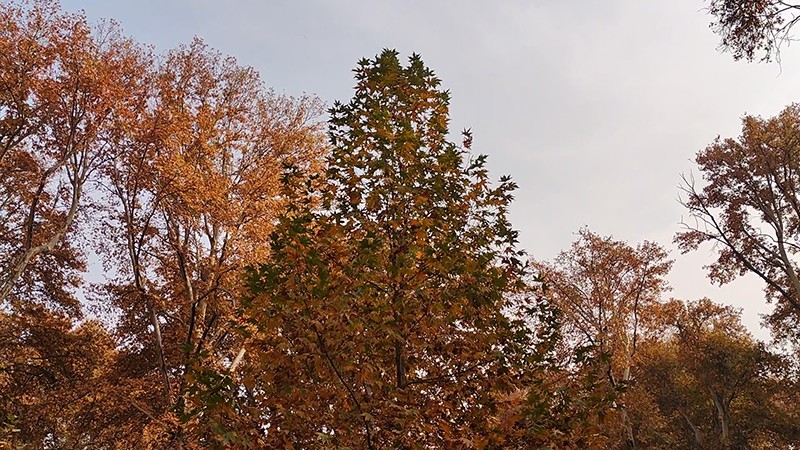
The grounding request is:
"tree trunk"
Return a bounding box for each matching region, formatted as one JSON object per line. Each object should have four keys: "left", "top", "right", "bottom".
{"left": 620, "top": 364, "right": 636, "bottom": 449}
{"left": 711, "top": 390, "right": 731, "bottom": 448}
{"left": 678, "top": 408, "right": 704, "bottom": 448}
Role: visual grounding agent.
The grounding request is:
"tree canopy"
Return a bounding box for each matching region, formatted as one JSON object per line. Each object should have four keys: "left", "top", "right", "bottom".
{"left": 2, "top": 1, "right": 800, "bottom": 448}
{"left": 677, "top": 104, "right": 800, "bottom": 346}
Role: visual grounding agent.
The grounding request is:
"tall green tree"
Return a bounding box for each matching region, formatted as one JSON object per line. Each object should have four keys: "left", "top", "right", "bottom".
{"left": 235, "top": 50, "right": 538, "bottom": 448}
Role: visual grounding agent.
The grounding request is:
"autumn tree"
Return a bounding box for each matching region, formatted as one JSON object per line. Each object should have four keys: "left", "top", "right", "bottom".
{"left": 506, "top": 305, "right": 628, "bottom": 449}
{"left": 637, "top": 298, "right": 800, "bottom": 449}
{"left": 0, "top": 309, "right": 117, "bottom": 448}
{"left": 0, "top": 0, "right": 146, "bottom": 310}
{"left": 707, "top": 0, "right": 800, "bottom": 62}
{"left": 532, "top": 229, "right": 673, "bottom": 449}
{"left": 677, "top": 103, "right": 800, "bottom": 345}
{"left": 0, "top": 0, "right": 148, "bottom": 445}
{"left": 233, "top": 49, "right": 539, "bottom": 448}
{"left": 89, "top": 39, "right": 326, "bottom": 445}
{"left": 0, "top": 1, "right": 327, "bottom": 446}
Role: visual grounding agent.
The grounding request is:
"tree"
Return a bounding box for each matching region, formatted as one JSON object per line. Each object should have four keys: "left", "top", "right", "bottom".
{"left": 637, "top": 298, "right": 800, "bottom": 449}
{"left": 0, "top": 0, "right": 147, "bottom": 311}
{"left": 0, "top": 1, "right": 327, "bottom": 445}
{"left": 0, "top": 1, "right": 151, "bottom": 446}
{"left": 89, "top": 39, "right": 326, "bottom": 445}
{"left": 0, "top": 307, "right": 119, "bottom": 448}
{"left": 235, "top": 49, "right": 537, "bottom": 448}
{"left": 532, "top": 228, "right": 673, "bottom": 449}
{"left": 676, "top": 103, "right": 800, "bottom": 345}
{"left": 707, "top": 0, "right": 800, "bottom": 62}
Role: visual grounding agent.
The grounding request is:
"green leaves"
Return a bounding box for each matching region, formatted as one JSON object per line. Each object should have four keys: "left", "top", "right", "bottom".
{"left": 238, "top": 49, "right": 537, "bottom": 448}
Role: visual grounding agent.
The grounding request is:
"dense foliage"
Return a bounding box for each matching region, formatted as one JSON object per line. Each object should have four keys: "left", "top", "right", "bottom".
{"left": 1, "top": 1, "right": 800, "bottom": 448}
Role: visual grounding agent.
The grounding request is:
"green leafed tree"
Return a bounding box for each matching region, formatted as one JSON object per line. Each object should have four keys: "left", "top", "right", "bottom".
{"left": 231, "top": 49, "right": 541, "bottom": 448}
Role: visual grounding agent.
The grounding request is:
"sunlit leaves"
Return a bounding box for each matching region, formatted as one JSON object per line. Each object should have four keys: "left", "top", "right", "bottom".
{"left": 0, "top": 1, "right": 327, "bottom": 446}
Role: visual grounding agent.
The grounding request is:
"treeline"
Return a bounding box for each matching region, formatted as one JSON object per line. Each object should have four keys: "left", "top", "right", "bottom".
{"left": 1, "top": 1, "right": 800, "bottom": 449}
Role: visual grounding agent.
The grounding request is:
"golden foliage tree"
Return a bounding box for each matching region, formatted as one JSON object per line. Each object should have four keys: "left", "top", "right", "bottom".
{"left": 0, "top": 1, "right": 327, "bottom": 446}
{"left": 0, "top": 1, "right": 149, "bottom": 445}
{"left": 91, "top": 40, "right": 326, "bottom": 445}
{"left": 0, "top": 0, "right": 146, "bottom": 310}
{"left": 677, "top": 104, "right": 800, "bottom": 346}
{"left": 638, "top": 298, "right": 800, "bottom": 449}
{"left": 533, "top": 229, "right": 673, "bottom": 449}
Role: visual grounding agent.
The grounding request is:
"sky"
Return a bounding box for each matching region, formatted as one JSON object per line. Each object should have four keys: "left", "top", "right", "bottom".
{"left": 59, "top": 0, "right": 800, "bottom": 340}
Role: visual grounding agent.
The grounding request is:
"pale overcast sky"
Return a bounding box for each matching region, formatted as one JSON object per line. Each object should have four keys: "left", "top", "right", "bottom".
{"left": 61, "top": 1, "right": 800, "bottom": 340}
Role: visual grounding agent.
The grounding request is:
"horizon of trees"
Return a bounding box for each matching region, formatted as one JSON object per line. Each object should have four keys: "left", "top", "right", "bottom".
{"left": 2, "top": 0, "right": 800, "bottom": 448}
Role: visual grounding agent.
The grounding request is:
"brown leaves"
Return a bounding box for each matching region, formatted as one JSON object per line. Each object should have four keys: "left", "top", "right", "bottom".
{"left": 677, "top": 103, "right": 800, "bottom": 340}
{"left": 0, "top": 307, "right": 118, "bottom": 447}
{"left": 238, "top": 50, "right": 535, "bottom": 448}
{"left": 707, "top": 0, "right": 795, "bottom": 62}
